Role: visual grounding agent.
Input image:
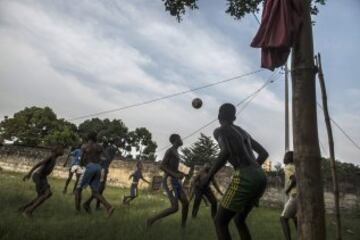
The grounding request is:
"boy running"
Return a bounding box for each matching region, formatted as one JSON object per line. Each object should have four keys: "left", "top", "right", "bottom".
{"left": 280, "top": 151, "right": 297, "bottom": 240}
{"left": 123, "top": 161, "right": 150, "bottom": 205}
{"left": 62, "top": 145, "right": 83, "bottom": 194}
{"left": 146, "top": 134, "right": 189, "bottom": 228}
{"left": 200, "top": 103, "right": 269, "bottom": 240}
{"left": 190, "top": 163, "right": 223, "bottom": 219}
{"left": 20, "top": 147, "right": 64, "bottom": 218}
{"left": 74, "top": 132, "right": 114, "bottom": 217}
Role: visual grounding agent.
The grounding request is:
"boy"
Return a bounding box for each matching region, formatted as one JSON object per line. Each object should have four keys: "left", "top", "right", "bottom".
{"left": 93, "top": 138, "right": 119, "bottom": 210}
{"left": 200, "top": 103, "right": 269, "bottom": 240}
{"left": 280, "top": 151, "right": 297, "bottom": 240}
{"left": 123, "top": 161, "right": 150, "bottom": 205}
{"left": 20, "top": 147, "right": 64, "bottom": 218}
{"left": 146, "top": 134, "right": 189, "bottom": 228}
{"left": 62, "top": 145, "right": 83, "bottom": 194}
{"left": 190, "top": 163, "right": 223, "bottom": 219}
{"left": 74, "top": 132, "right": 114, "bottom": 217}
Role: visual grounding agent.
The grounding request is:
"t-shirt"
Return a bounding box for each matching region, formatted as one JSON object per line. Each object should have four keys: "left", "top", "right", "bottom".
{"left": 214, "top": 124, "right": 258, "bottom": 169}
{"left": 132, "top": 169, "right": 143, "bottom": 184}
{"left": 70, "top": 149, "right": 81, "bottom": 166}
{"left": 101, "top": 144, "right": 118, "bottom": 169}
{"left": 284, "top": 163, "right": 296, "bottom": 195}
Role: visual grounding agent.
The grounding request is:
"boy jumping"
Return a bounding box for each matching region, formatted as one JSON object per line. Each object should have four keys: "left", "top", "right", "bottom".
{"left": 20, "top": 147, "right": 64, "bottom": 218}
{"left": 123, "top": 161, "right": 150, "bottom": 205}
{"left": 200, "top": 103, "right": 269, "bottom": 240}
{"left": 146, "top": 134, "right": 189, "bottom": 228}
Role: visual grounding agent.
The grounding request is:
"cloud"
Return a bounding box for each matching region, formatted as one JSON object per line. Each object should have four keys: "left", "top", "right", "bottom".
{"left": 0, "top": 0, "right": 359, "bottom": 165}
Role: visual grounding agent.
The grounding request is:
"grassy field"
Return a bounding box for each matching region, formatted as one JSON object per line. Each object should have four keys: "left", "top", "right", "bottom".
{"left": 0, "top": 171, "right": 359, "bottom": 240}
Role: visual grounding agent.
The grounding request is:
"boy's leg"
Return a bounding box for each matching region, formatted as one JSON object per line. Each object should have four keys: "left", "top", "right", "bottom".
{"left": 280, "top": 196, "right": 297, "bottom": 240}
{"left": 178, "top": 190, "right": 189, "bottom": 228}
{"left": 233, "top": 205, "right": 253, "bottom": 240}
{"left": 214, "top": 206, "right": 236, "bottom": 240}
{"left": 72, "top": 173, "right": 81, "bottom": 193}
{"left": 147, "top": 198, "right": 179, "bottom": 226}
{"left": 203, "top": 189, "right": 218, "bottom": 219}
{"left": 23, "top": 188, "right": 52, "bottom": 217}
{"left": 63, "top": 170, "right": 74, "bottom": 194}
{"left": 192, "top": 192, "right": 202, "bottom": 218}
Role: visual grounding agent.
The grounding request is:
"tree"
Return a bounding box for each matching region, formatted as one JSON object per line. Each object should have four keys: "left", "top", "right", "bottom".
{"left": 128, "top": 127, "right": 157, "bottom": 161}
{"left": 78, "top": 118, "right": 128, "bottom": 142}
{"left": 0, "top": 106, "right": 79, "bottom": 148}
{"left": 181, "top": 133, "right": 219, "bottom": 177}
{"left": 160, "top": 1, "right": 327, "bottom": 239}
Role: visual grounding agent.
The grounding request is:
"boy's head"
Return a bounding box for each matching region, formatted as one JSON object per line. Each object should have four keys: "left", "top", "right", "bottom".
{"left": 136, "top": 161, "right": 143, "bottom": 170}
{"left": 283, "top": 151, "right": 294, "bottom": 164}
{"left": 87, "top": 131, "right": 98, "bottom": 142}
{"left": 169, "top": 134, "right": 183, "bottom": 147}
{"left": 218, "top": 103, "right": 236, "bottom": 124}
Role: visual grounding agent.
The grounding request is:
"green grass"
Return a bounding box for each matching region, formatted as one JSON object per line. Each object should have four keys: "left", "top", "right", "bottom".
{"left": 0, "top": 171, "right": 358, "bottom": 240}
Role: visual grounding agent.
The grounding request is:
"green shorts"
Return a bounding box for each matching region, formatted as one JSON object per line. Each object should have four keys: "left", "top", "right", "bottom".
{"left": 221, "top": 166, "right": 267, "bottom": 212}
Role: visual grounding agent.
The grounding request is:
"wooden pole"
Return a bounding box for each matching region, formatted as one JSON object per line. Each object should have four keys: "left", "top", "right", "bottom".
{"left": 316, "top": 53, "right": 342, "bottom": 240}
{"left": 285, "top": 63, "right": 290, "bottom": 151}
{"left": 291, "top": 0, "right": 326, "bottom": 239}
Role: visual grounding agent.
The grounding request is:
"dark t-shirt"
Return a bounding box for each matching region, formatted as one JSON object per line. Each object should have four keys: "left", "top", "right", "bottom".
{"left": 161, "top": 147, "right": 180, "bottom": 177}
{"left": 101, "top": 144, "right": 118, "bottom": 169}
{"left": 214, "top": 124, "right": 258, "bottom": 169}
{"left": 36, "top": 155, "right": 57, "bottom": 177}
{"left": 132, "top": 169, "right": 143, "bottom": 184}
{"left": 81, "top": 142, "right": 103, "bottom": 165}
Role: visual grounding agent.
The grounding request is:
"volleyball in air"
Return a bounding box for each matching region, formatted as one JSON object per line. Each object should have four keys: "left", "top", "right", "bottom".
{"left": 192, "top": 98, "right": 203, "bottom": 109}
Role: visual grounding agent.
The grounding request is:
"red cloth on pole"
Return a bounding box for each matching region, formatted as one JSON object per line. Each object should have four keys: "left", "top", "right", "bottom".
{"left": 251, "top": 0, "right": 303, "bottom": 71}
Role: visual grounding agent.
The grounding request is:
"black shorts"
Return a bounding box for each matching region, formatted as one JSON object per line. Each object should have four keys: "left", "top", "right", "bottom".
{"left": 32, "top": 173, "right": 50, "bottom": 195}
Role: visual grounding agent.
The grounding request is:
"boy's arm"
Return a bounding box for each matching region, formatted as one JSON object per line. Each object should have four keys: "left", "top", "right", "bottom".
{"left": 211, "top": 178, "right": 224, "bottom": 195}
{"left": 285, "top": 175, "right": 296, "bottom": 195}
{"left": 160, "top": 150, "right": 181, "bottom": 178}
{"left": 128, "top": 173, "right": 134, "bottom": 180}
{"left": 200, "top": 136, "right": 229, "bottom": 188}
{"left": 23, "top": 157, "right": 51, "bottom": 181}
{"left": 250, "top": 138, "right": 269, "bottom": 165}
{"left": 141, "top": 176, "right": 151, "bottom": 184}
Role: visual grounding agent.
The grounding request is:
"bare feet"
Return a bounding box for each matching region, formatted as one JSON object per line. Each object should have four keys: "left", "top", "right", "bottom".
{"left": 22, "top": 211, "right": 32, "bottom": 218}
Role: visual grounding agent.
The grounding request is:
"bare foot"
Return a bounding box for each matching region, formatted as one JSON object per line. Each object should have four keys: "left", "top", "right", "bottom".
{"left": 106, "top": 207, "right": 115, "bottom": 218}
{"left": 83, "top": 203, "right": 91, "bottom": 214}
{"left": 22, "top": 211, "right": 32, "bottom": 218}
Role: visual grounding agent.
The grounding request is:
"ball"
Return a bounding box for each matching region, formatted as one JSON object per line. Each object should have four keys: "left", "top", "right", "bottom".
{"left": 192, "top": 98, "right": 203, "bottom": 109}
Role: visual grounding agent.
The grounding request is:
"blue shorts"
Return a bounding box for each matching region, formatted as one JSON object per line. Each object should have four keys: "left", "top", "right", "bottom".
{"left": 130, "top": 183, "right": 138, "bottom": 197}
{"left": 163, "top": 176, "right": 184, "bottom": 201}
{"left": 78, "top": 163, "right": 101, "bottom": 191}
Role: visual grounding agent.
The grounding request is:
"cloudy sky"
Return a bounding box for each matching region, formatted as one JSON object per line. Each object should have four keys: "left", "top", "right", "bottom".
{"left": 0, "top": 0, "right": 359, "bottom": 166}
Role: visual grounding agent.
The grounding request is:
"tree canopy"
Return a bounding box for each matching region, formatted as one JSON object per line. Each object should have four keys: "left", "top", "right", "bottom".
{"left": 162, "top": 0, "right": 326, "bottom": 22}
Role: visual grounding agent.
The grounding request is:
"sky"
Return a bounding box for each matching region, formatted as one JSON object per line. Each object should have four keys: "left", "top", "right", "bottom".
{"left": 0, "top": 0, "right": 359, "bottom": 166}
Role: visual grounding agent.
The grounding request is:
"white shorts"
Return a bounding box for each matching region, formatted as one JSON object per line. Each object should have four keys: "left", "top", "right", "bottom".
{"left": 281, "top": 195, "right": 297, "bottom": 218}
{"left": 70, "top": 165, "right": 84, "bottom": 175}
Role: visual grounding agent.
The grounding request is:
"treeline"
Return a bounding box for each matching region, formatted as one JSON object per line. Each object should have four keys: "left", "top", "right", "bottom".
{"left": 0, "top": 106, "right": 157, "bottom": 161}
{"left": 269, "top": 158, "right": 360, "bottom": 193}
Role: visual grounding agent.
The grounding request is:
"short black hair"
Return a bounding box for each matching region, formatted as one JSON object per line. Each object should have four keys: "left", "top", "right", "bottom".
{"left": 283, "top": 151, "right": 294, "bottom": 164}
{"left": 169, "top": 134, "right": 180, "bottom": 144}
{"left": 218, "top": 103, "right": 236, "bottom": 122}
{"left": 87, "top": 131, "right": 98, "bottom": 142}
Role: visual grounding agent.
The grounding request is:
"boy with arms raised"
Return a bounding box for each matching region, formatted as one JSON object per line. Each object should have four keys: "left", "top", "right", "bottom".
{"left": 200, "top": 103, "right": 269, "bottom": 240}
{"left": 146, "top": 134, "right": 189, "bottom": 228}
{"left": 20, "top": 147, "right": 64, "bottom": 218}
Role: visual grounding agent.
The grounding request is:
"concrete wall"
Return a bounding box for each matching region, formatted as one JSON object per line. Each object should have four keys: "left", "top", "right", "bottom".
{"left": 0, "top": 146, "right": 359, "bottom": 213}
